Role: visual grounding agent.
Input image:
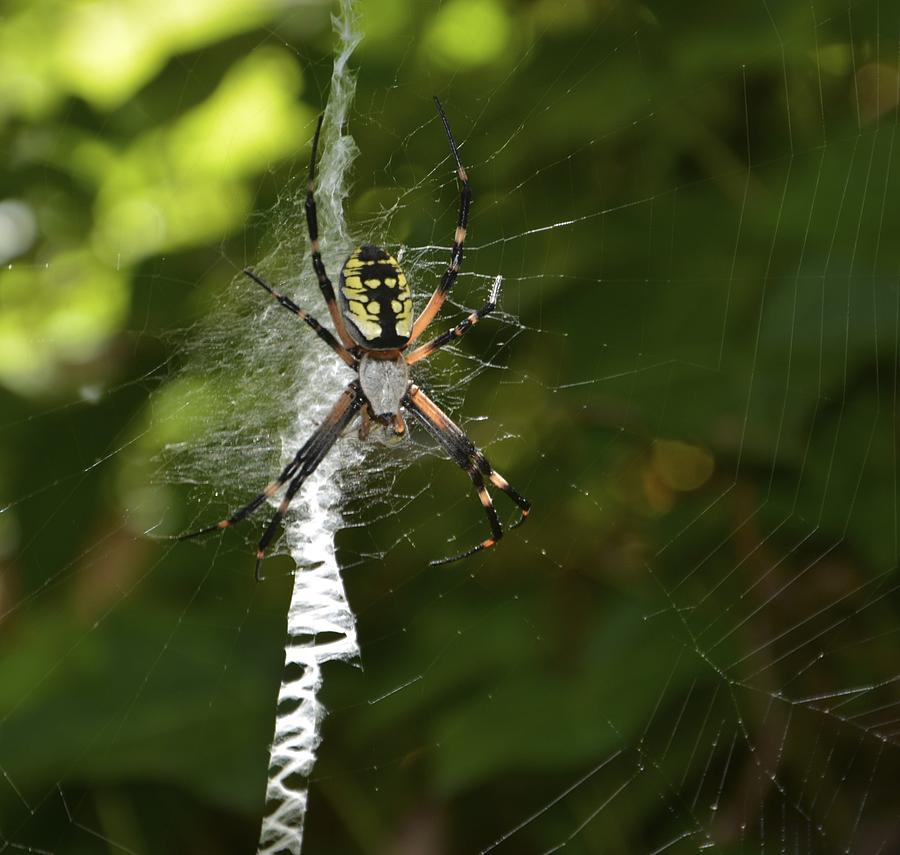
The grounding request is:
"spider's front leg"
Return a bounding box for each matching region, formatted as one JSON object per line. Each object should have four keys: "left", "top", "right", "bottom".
{"left": 402, "top": 383, "right": 530, "bottom": 565}
{"left": 358, "top": 406, "right": 373, "bottom": 441}
{"left": 176, "top": 382, "right": 364, "bottom": 579}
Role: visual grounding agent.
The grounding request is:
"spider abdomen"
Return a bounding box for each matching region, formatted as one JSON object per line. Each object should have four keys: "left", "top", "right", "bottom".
{"left": 358, "top": 352, "right": 409, "bottom": 417}
{"left": 339, "top": 244, "right": 413, "bottom": 349}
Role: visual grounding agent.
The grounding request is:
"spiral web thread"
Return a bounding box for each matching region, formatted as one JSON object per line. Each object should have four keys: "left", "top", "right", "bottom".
{"left": 257, "top": 3, "right": 362, "bottom": 852}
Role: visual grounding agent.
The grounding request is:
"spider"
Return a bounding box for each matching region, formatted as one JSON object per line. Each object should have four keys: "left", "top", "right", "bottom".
{"left": 179, "top": 97, "right": 530, "bottom": 579}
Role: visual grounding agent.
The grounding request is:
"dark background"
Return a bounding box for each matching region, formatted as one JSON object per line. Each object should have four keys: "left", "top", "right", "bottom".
{"left": 1, "top": 0, "right": 899, "bottom": 852}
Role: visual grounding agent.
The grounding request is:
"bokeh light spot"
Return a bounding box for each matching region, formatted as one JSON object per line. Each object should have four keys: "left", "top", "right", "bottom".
{"left": 422, "top": 0, "right": 511, "bottom": 70}
{"left": 651, "top": 439, "right": 715, "bottom": 492}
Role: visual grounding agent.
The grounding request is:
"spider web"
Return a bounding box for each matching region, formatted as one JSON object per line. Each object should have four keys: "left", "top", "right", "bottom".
{"left": 1, "top": 0, "right": 900, "bottom": 853}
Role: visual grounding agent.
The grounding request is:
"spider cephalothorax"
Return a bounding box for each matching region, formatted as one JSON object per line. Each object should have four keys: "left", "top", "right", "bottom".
{"left": 180, "top": 98, "right": 530, "bottom": 578}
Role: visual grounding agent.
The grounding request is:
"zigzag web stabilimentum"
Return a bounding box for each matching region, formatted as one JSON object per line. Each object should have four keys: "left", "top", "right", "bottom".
{"left": 255, "top": 2, "right": 364, "bottom": 850}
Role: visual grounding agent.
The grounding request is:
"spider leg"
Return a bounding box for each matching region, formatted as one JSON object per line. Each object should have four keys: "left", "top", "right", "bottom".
{"left": 402, "top": 383, "right": 530, "bottom": 566}
{"left": 407, "top": 97, "right": 472, "bottom": 346}
{"left": 305, "top": 115, "right": 357, "bottom": 350}
{"left": 252, "top": 381, "right": 364, "bottom": 579}
{"left": 176, "top": 458, "right": 302, "bottom": 541}
{"left": 243, "top": 268, "right": 357, "bottom": 368}
{"left": 405, "top": 276, "right": 501, "bottom": 365}
{"left": 177, "top": 382, "right": 364, "bottom": 580}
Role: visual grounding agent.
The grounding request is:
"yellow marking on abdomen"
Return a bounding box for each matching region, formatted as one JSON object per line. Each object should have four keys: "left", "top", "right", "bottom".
{"left": 342, "top": 289, "right": 368, "bottom": 304}
{"left": 346, "top": 300, "right": 382, "bottom": 340}
{"left": 394, "top": 298, "right": 413, "bottom": 336}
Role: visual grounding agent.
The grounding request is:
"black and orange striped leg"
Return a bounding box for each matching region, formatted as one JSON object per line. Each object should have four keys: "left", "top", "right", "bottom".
{"left": 243, "top": 269, "right": 358, "bottom": 369}
{"left": 408, "top": 97, "right": 472, "bottom": 345}
{"left": 402, "top": 384, "right": 530, "bottom": 566}
{"left": 405, "top": 276, "right": 501, "bottom": 365}
{"left": 177, "top": 382, "right": 364, "bottom": 580}
{"left": 175, "top": 458, "right": 302, "bottom": 542}
{"left": 253, "top": 466, "right": 311, "bottom": 581}
{"left": 305, "top": 115, "right": 356, "bottom": 350}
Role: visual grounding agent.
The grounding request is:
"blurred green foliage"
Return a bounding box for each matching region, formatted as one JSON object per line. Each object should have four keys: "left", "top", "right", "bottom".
{"left": 1, "top": 0, "right": 899, "bottom": 853}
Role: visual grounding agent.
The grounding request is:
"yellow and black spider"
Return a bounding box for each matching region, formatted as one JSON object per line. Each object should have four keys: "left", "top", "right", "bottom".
{"left": 180, "top": 97, "right": 530, "bottom": 578}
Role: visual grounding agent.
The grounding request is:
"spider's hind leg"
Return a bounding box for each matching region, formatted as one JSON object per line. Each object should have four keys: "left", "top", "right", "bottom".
{"left": 242, "top": 268, "right": 357, "bottom": 368}
{"left": 407, "top": 98, "right": 472, "bottom": 346}
{"left": 305, "top": 115, "right": 356, "bottom": 350}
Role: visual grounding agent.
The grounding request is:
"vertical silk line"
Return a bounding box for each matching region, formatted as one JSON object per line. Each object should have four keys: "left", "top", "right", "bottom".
{"left": 257, "top": 2, "right": 362, "bottom": 852}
